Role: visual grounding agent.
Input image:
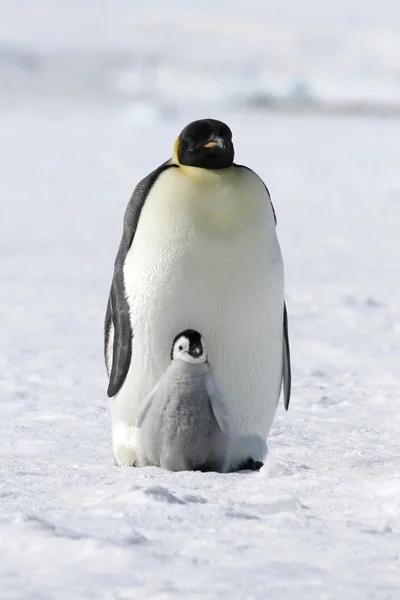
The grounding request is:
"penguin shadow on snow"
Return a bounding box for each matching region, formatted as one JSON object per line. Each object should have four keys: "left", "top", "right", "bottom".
{"left": 135, "top": 330, "right": 266, "bottom": 475}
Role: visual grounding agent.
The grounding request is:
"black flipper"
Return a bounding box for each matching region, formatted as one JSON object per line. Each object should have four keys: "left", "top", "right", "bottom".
{"left": 105, "top": 162, "right": 178, "bottom": 398}
{"left": 283, "top": 301, "right": 291, "bottom": 410}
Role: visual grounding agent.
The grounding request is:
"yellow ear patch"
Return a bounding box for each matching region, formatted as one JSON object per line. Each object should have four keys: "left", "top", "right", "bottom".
{"left": 172, "top": 137, "right": 180, "bottom": 165}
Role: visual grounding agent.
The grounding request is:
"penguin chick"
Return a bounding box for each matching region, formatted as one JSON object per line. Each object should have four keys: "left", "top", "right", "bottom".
{"left": 136, "top": 330, "right": 234, "bottom": 473}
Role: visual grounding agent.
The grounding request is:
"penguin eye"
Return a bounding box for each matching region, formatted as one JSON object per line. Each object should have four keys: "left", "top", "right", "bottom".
{"left": 178, "top": 345, "right": 183, "bottom": 351}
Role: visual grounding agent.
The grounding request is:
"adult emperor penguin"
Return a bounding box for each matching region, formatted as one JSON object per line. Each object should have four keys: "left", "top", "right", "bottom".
{"left": 136, "top": 330, "right": 233, "bottom": 473}
{"left": 104, "top": 118, "right": 291, "bottom": 470}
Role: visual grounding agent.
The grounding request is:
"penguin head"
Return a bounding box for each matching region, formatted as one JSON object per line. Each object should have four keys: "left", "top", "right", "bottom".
{"left": 174, "top": 119, "right": 234, "bottom": 169}
{"left": 171, "top": 329, "right": 207, "bottom": 364}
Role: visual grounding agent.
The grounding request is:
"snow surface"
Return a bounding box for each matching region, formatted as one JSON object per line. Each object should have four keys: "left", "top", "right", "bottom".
{"left": 1, "top": 1, "right": 400, "bottom": 598}
{"left": 1, "top": 106, "right": 400, "bottom": 599}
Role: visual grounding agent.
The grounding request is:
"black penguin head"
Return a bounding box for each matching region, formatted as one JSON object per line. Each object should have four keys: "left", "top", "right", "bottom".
{"left": 171, "top": 329, "right": 207, "bottom": 364}
{"left": 174, "top": 119, "right": 234, "bottom": 169}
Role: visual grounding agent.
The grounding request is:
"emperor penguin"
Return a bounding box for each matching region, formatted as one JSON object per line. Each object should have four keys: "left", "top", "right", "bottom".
{"left": 104, "top": 118, "right": 291, "bottom": 470}
{"left": 136, "top": 330, "right": 233, "bottom": 473}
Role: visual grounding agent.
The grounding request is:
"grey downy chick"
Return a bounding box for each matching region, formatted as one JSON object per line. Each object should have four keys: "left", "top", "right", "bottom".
{"left": 136, "top": 329, "right": 234, "bottom": 472}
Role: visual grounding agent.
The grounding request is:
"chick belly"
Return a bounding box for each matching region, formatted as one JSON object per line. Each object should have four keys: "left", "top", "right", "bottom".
{"left": 159, "top": 402, "right": 222, "bottom": 472}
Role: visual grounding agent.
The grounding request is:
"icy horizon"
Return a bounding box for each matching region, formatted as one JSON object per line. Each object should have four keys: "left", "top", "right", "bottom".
{"left": 1, "top": 0, "right": 400, "bottom": 117}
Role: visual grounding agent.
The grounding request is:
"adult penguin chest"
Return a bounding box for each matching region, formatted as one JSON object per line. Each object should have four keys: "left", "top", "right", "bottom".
{"left": 124, "top": 166, "right": 275, "bottom": 318}
{"left": 122, "top": 166, "right": 282, "bottom": 409}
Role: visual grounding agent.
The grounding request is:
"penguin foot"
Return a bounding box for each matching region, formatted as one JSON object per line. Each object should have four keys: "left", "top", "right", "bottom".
{"left": 236, "top": 458, "right": 264, "bottom": 472}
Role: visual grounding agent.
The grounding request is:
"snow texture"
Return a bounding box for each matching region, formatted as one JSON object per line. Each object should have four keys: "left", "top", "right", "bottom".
{"left": 1, "top": 1, "right": 400, "bottom": 599}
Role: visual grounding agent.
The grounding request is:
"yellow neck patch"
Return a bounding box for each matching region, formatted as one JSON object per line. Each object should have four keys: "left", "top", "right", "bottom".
{"left": 172, "top": 137, "right": 180, "bottom": 165}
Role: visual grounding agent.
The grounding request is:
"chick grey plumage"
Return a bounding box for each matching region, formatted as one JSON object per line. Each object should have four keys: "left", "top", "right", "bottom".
{"left": 136, "top": 330, "right": 233, "bottom": 473}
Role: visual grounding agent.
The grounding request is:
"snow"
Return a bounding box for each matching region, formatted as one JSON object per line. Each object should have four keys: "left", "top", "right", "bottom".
{"left": 1, "top": 104, "right": 399, "bottom": 600}
{"left": 1, "top": 1, "right": 400, "bottom": 598}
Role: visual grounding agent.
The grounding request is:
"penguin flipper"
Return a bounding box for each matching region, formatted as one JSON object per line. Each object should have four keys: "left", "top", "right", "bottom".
{"left": 104, "top": 296, "right": 112, "bottom": 375}
{"left": 205, "top": 375, "right": 234, "bottom": 436}
{"left": 106, "top": 162, "right": 177, "bottom": 398}
{"left": 283, "top": 301, "right": 292, "bottom": 410}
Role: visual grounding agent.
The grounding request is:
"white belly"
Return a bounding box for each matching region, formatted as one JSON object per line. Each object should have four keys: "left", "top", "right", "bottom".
{"left": 110, "top": 166, "right": 284, "bottom": 467}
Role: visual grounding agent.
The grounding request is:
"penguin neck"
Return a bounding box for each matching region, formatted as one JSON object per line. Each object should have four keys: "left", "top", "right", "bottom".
{"left": 177, "top": 164, "right": 232, "bottom": 182}
{"left": 170, "top": 360, "right": 209, "bottom": 375}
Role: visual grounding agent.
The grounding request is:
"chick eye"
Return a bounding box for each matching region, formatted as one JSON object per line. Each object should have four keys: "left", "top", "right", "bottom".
{"left": 178, "top": 345, "right": 183, "bottom": 351}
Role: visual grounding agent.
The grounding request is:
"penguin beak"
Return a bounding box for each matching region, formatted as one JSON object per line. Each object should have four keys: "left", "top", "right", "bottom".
{"left": 190, "top": 346, "right": 202, "bottom": 358}
{"left": 202, "top": 136, "right": 224, "bottom": 149}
